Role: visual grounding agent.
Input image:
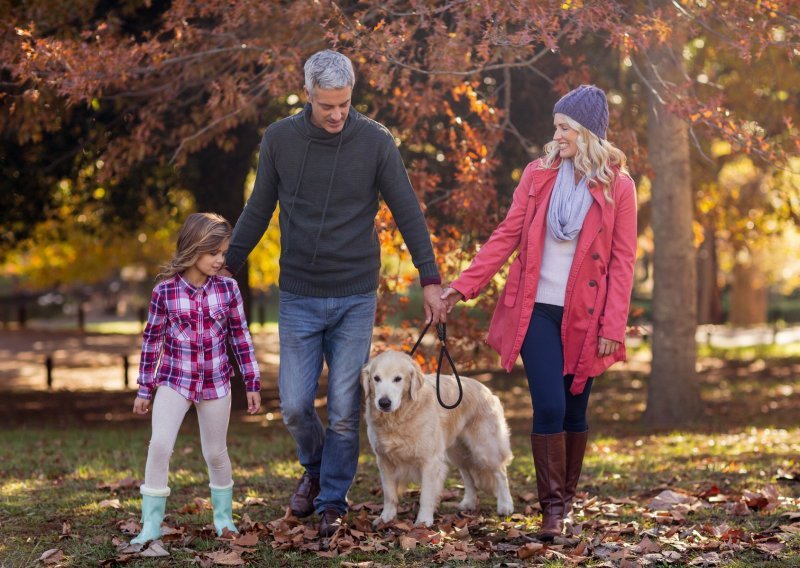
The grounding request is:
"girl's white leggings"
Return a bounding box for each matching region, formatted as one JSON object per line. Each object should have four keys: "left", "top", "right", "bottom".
{"left": 143, "top": 385, "right": 232, "bottom": 490}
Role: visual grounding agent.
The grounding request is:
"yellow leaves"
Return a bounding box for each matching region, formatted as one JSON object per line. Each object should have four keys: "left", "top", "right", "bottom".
{"left": 710, "top": 139, "right": 732, "bottom": 158}
{"left": 246, "top": 209, "right": 280, "bottom": 291}
{"left": 1, "top": 192, "right": 188, "bottom": 289}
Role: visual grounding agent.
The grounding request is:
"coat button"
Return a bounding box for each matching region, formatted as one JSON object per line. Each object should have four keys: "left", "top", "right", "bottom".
{"left": 592, "top": 253, "right": 600, "bottom": 260}
{"left": 589, "top": 280, "right": 597, "bottom": 287}
{"left": 588, "top": 308, "right": 595, "bottom": 314}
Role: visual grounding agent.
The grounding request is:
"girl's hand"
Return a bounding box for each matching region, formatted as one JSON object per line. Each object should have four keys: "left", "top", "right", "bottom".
{"left": 247, "top": 392, "right": 262, "bottom": 414}
{"left": 597, "top": 336, "right": 620, "bottom": 357}
{"left": 440, "top": 287, "right": 465, "bottom": 314}
{"left": 133, "top": 397, "right": 150, "bottom": 414}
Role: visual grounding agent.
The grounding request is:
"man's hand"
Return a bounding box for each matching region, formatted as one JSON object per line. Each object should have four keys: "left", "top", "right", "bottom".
{"left": 597, "top": 336, "right": 620, "bottom": 357}
{"left": 219, "top": 268, "right": 233, "bottom": 278}
{"left": 423, "top": 284, "right": 445, "bottom": 324}
{"left": 440, "top": 287, "right": 465, "bottom": 314}
{"left": 133, "top": 397, "right": 150, "bottom": 414}
{"left": 247, "top": 392, "right": 261, "bottom": 415}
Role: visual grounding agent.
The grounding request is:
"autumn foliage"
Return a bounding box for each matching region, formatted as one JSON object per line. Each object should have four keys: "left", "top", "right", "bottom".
{"left": 2, "top": 1, "right": 799, "bottom": 371}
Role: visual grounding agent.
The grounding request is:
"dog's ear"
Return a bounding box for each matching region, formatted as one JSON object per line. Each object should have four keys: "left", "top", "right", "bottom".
{"left": 361, "top": 361, "right": 373, "bottom": 396}
{"left": 408, "top": 357, "right": 425, "bottom": 401}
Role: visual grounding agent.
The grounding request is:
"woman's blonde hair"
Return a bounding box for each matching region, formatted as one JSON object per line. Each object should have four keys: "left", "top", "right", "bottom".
{"left": 542, "top": 115, "right": 628, "bottom": 202}
{"left": 158, "top": 212, "right": 232, "bottom": 281}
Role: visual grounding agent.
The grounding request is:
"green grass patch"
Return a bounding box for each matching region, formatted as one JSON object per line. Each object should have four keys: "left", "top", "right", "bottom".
{"left": 2, "top": 357, "right": 800, "bottom": 565}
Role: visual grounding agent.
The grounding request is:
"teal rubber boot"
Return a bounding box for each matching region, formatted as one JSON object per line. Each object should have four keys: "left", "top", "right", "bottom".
{"left": 131, "top": 486, "right": 170, "bottom": 545}
{"left": 210, "top": 482, "right": 238, "bottom": 536}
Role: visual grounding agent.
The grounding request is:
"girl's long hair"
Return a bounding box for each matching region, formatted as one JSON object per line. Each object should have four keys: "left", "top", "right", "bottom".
{"left": 542, "top": 115, "right": 628, "bottom": 202}
{"left": 158, "top": 212, "right": 232, "bottom": 281}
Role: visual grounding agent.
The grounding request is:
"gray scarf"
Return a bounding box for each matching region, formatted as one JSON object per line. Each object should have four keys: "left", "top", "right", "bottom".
{"left": 547, "top": 159, "right": 594, "bottom": 241}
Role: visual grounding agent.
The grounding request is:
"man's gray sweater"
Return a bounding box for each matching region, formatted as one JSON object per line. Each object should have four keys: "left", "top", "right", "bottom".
{"left": 225, "top": 105, "right": 440, "bottom": 297}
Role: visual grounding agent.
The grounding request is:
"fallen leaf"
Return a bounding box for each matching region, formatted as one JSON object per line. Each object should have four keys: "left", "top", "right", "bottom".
{"left": 233, "top": 532, "right": 259, "bottom": 546}
{"left": 398, "top": 535, "right": 417, "bottom": 550}
{"left": 242, "top": 497, "right": 268, "bottom": 507}
{"left": 140, "top": 541, "right": 169, "bottom": 557}
{"left": 116, "top": 519, "right": 140, "bottom": 535}
{"left": 637, "top": 536, "right": 662, "bottom": 554}
{"left": 98, "top": 499, "right": 121, "bottom": 509}
{"left": 689, "top": 551, "right": 722, "bottom": 565}
{"left": 648, "top": 490, "right": 698, "bottom": 511}
{"left": 204, "top": 550, "right": 245, "bottom": 565}
{"left": 731, "top": 498, "right": 750, "bottom": 516}
{"left": 59, "top": 520, "right": 72, "bottom": 539}
{"left": 39, "top": 549, "right": 64, "bottom": 564}
{"left": 754, "top": 538, "right": 785, "bottom": 555}
{"left": 517, "top": 542, "right": 544, "bottom": 559}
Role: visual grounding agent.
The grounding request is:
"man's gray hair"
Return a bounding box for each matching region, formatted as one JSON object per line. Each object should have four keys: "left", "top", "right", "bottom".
{"left": 304, "top": 50, "right": 355, "bottom": 95}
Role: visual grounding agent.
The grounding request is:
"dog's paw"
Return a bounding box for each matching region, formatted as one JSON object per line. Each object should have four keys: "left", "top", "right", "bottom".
{"left": 497, "top": 501, "right": 514, "bottom": 516}
{"left": 414, "top": 514, "right": 434, "bottom": 527}
{"left": 457, "top": 498, "right": 478, "bottom": 512}
{"left": 376, "top": 510, "right": 397, "bottom": 526}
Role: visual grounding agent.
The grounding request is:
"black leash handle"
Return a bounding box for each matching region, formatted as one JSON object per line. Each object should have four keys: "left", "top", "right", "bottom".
{"left": 409, "top": 322, "right": 463, "bottom": 409}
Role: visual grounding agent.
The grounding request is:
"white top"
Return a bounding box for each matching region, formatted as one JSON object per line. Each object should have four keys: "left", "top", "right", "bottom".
{"left": 535, "top": 230, "right": 579, "bottom": 306}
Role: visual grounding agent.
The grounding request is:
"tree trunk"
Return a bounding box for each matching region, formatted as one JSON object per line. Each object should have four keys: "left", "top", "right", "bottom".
{"left": 183, "top": 123, "right": 260, "bottom": 314}
{"left": 696, "top": 224, "right": 723, "bottom": 324}
{"left": 642, "top": 26, "right": 703, "bottom": 428}
{"left": 729, "top": 249, "right": 768, "bottom": 325}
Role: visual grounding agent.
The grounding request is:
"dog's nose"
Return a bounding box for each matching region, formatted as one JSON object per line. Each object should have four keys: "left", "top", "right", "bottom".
{"left": 378, "top": 397, "right": 392, "bottom": 411}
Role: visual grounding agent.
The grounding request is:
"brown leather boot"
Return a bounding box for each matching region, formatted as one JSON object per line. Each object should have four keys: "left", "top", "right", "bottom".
{"left": 564, "top": 430, "right": 589, "bottom": 519}
{"left": 289, "top": 472, "right": 320, "bottom": 518}
{"left": 531, "top": 432, "right": 566, "bottom": 540}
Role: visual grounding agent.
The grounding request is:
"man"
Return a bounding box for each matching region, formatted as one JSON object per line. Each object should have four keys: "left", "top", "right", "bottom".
{"left": 222, "top": 50, "right": 444, "bottom": 537}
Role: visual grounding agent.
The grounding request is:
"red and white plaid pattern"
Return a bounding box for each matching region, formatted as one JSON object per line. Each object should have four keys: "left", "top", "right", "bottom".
{"left": 137, "top": 274, "right": 260, "bottom": 402}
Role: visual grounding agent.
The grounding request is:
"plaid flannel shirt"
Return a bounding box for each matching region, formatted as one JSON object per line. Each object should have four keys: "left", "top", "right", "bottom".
{"left": 137, "top": 274, "right": 260, "bottom": 402}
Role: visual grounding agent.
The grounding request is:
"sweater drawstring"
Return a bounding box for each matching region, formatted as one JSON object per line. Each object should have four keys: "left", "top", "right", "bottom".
{"left": 310, "top": 132, "right": 343, "bottom": 265}
{"left": 283, "top": 139, "right": 311, "bottom": 254}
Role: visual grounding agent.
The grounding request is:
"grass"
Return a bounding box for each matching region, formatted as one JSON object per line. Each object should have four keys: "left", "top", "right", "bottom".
{"left": 2, "top": 356, "right": 800, "bottom": 566}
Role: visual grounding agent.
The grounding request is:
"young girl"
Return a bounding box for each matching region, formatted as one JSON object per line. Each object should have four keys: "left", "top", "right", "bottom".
{"left": 131, "top": 212, "right": 261, "bottom": 544}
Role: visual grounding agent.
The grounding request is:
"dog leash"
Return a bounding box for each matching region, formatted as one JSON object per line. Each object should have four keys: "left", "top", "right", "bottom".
{"left": 409, "top": 321, "right": 463, "bottom": 409}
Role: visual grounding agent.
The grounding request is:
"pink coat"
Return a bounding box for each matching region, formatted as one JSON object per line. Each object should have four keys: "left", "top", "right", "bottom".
{"left": 451, "top": 158, "right": 637, "bottom": 395}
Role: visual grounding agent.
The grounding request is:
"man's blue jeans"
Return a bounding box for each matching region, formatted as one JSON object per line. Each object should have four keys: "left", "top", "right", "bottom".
{"left": 277, "top": 290, "right": 376, "bottom": 515}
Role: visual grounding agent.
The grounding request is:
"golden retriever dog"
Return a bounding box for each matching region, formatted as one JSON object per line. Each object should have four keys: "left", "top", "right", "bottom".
{"left": 361, "top": 350, "right": 514, "bottom": 527}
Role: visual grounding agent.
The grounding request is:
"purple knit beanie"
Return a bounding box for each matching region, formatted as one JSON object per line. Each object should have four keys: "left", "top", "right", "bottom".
{"left": 553, "top": 84, "right": 609, "bottom": 140}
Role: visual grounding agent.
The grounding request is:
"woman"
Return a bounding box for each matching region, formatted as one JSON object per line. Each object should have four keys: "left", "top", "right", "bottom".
{"left": 442, "top": 85, "right": 637, "bottom": 539}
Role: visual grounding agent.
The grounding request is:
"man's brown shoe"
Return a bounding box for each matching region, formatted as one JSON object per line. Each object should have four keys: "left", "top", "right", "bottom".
{"left": 289, "top": 472, "right": 320, "bottom": 518}
{"left": 319, "top": 508, "right": 342, "bottom": 538}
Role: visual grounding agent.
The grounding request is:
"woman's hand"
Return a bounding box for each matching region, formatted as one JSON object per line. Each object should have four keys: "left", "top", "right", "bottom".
{"left": 597, "top": 336, "right": 620, "bottom": 357}
{"left": 133, "top": 397, "right": 150, "bottom": 414}
{"left": 441, "top": 287, "right": 465, "bottom": 314}
{"left": 247, "top": 392, "right": 262, "bottom": 415}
